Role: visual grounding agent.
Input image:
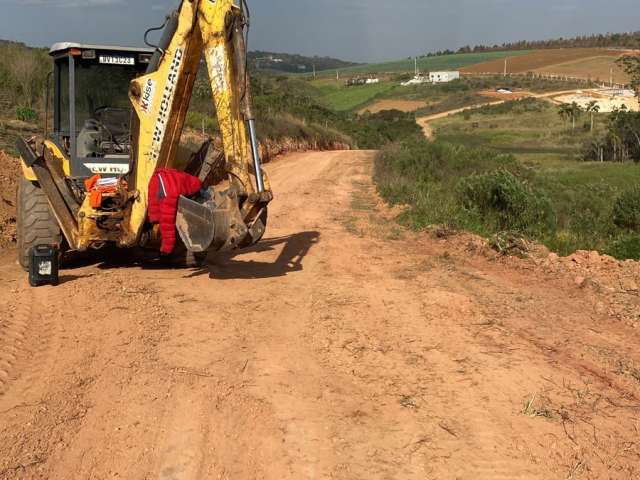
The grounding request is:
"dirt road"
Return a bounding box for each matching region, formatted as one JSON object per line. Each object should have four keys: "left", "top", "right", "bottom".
{"left": 358, "top": 99, "right": 428, "bottom": 115}
{"left": 1, "top": 150, "right": 639, "bottom": 479}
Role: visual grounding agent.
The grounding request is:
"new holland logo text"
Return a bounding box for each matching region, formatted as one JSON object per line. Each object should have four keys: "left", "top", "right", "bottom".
{"left": 150, "top": 48, "right": 184, "bottom": 161}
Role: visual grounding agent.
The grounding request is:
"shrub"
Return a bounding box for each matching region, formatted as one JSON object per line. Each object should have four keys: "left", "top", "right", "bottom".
{"left": 185, "top": 111, "right": 219, "bottom": 135}
{"left": 374, "top": 138, "right": 548, "bottom": 234}
{"left": 457, "top": 169, "right": 553, "bottom": 233}
{"left": 15, "top": 106, "right": 37, "bottom": 122}
{"left": 476, "top": 98, "right": 546, "bottom": 116}
{"left": 606, "top": 235, "right": 640, "bottom": 260}
{"left": 613, "top": 186, "right": 640, "bottom": 231}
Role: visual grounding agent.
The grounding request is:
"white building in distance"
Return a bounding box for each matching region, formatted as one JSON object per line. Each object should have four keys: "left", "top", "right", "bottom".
{"left": 429, "top": 71, "right": 460, "bottom": 83}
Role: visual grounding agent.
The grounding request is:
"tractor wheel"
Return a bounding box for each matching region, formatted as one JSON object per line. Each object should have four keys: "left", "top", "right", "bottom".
{"left": 16, "top": 178, "right": 63, "bottom": 271}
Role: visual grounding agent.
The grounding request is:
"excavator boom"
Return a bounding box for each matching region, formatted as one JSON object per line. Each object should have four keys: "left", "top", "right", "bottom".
{"left": 126, "top": 0, "right": 272, "bottom": 251}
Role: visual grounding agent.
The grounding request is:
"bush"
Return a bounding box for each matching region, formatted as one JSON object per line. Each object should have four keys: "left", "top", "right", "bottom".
{"left": 15, "top": 106, "right": 37, "bottom": 122}
{"left": 375, "top": 136, "right": 640, "bottom": 259}
{"left": 476, "top": 98, "right": 546, "bottom": 116}
{"left": 185, "top": 111, "right": 218, "bottom": 134}
{"left": 613, "top": 186, "right": 640, "bottom": 231}
{"left": 346, "top": 110, "right": 422, "bottom": 149}
{"left": 457, "top": 169, "right": 553, "bottom": 233}
{"left": 606, "top": 235, "right": 640, "bottom": 260}
{"left": 374, "top": 138, "right": 541, "bottom": 233}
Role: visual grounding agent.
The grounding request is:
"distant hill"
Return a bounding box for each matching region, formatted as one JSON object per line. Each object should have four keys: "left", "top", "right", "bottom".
{"left": 320, "top": 51, "right": 531, "bottom": 76}
{"left": 248, "top": 51, "right": 359, "bottom": 74}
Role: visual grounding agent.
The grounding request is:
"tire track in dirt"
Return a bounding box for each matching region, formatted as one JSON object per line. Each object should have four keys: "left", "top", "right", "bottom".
{"left": 0, "top": 150, "right": 639, "bottom": 479}
{"left": 422, "top": 259, "right": 640, "bottom": 477}
{"left": 0, "top": 288, "right": 55, "bottom": 402}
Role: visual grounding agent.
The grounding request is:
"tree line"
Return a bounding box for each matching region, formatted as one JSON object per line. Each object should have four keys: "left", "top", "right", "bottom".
{"left": 580, "top": 55, "right": 640, "bottom": 162}
{"left": 423, "top": 32, "right": 640, "bottom": 58}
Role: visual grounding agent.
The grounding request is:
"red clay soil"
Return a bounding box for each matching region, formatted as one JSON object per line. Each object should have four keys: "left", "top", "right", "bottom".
{"left": 462, "top": 48, "right": 623, "bottom": 75}
{"left": 532, "top": 56, "right": 629, "bottom": 83}
{"left": 0, "top": 150, "right": 639, "bottom": 479}
{"left": 0, "top": 151, "right": 19, "bottom": 249}
{"left": 358, "top": 99, "right": 429, "bottom": 114}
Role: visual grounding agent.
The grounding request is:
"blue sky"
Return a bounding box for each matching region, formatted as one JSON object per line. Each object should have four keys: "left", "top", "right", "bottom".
{"left": 0, "top": 0, "right": 638, "bottom": 62}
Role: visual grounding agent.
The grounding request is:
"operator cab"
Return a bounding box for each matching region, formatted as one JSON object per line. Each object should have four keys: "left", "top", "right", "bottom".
{"left": 49, "top": 43, "right": 154, "bottom": 178}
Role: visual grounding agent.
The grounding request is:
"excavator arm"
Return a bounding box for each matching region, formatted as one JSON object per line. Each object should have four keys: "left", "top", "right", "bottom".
{"left": 14, "top": 0, "right": 269, "bottom": 260}
{"left": 126, "top": 0, "right": 271, "bottom": 251}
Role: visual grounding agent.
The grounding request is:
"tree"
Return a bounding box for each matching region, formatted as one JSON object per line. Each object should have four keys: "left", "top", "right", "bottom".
{"left": 558, "top": 102, "right": 583, "bottom": 131}
{"left": 558, "top": 103, "right": 572, "bottom": 124}
{"left": 617, "top": 55, "right": 640, "bottom": 97}
{"left": 585, "top": 100, "right": 600, "bottom": 132}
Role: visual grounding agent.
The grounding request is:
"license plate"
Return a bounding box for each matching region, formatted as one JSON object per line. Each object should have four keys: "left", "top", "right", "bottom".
{"left": 99, "top": 55, "right": 135, "bottom": 66}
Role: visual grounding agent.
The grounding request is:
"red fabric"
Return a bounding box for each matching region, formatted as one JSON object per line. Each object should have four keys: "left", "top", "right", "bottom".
{"left": 148, "top": 169, "right": 202, "bottom": 254}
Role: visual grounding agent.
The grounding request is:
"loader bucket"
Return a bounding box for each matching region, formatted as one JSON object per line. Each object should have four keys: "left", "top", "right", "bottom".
{"left": 175, "top": 187, "right": 250, "bottom": 253}
{"left": 175, "top": 196, "right": 216, "bottom": 253}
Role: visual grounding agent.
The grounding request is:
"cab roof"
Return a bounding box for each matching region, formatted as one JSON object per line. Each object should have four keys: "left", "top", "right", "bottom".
{"left": 49, "top": 42, "right": 155, "bottom": 57}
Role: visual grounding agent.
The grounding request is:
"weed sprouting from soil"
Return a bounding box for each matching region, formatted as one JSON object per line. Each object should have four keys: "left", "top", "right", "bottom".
{"left": 522, "top": 394, "right": 554, "bottom": 419}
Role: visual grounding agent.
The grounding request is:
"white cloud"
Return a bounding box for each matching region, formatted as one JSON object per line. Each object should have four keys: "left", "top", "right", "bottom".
{"left": 16, "top": 0, "right": 124, "bottom": 7}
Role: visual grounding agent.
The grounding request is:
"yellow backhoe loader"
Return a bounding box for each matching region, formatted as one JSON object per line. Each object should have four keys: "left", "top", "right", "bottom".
{"left": 15, "top": 0, "right": 272, "bottom": 269}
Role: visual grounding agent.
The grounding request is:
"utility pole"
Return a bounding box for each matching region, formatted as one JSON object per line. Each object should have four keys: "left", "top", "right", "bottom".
{"left": 503, "top": 58, "right": 507, "bottom": 77}
{"left": 313, "top": 63, "right": 316, "bottom": 80}
{"left": 336, "top": 70, "right": 339, "bottom": 82}
{"left": 610, "top": 67, "right": 614, "bottom": 88}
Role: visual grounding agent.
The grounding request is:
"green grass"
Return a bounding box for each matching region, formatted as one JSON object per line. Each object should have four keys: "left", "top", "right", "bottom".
{"left": 311, "top": 80, "right": 396, "bottom": 111}
{"left": 376, "top": 99, "right": 640, "bottom": 260}
{"left": 433, "top": 99, "right": 605, "bottom": 158}
{"left": 316, "top": 51, "right": 532, "bottom": 75}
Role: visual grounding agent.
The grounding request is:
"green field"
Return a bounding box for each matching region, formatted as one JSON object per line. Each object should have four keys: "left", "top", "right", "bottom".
{"left": 310, "top": 79, "right": 397, "bottom": 111}
{"left": 432, "top": 99, "right": 605, "bottom": 157}
{"left": 316, "top": 51, "right": 532, "bottom": 75}
{"left": 310, "top": 74, "right": 596, "bottom": 114}
{"left": 376, "top": 98, "right": 640, "bottom": 259}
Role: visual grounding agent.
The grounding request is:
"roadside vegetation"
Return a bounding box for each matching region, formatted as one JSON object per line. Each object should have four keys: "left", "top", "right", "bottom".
{"left": 376, "top": 97, "right": 640, "bottom": 259}
{"left": 187, "top": 74, "right": 421, "bottom": 150}
{"left": 0, "top": 41, "right": 49, "bottom": 112}
{"left": 0, "top": 41, "right": 49, "bottom": 152}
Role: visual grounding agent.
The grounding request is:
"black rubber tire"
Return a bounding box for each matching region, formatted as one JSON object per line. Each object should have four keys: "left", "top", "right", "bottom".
{"left": 16, "top": 178, "right": 63, "bottom": 271}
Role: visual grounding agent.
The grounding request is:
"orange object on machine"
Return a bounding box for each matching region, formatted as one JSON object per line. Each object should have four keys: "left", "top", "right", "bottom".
{"left": 84, "top": 174, "right": 121, "bottom": 209}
